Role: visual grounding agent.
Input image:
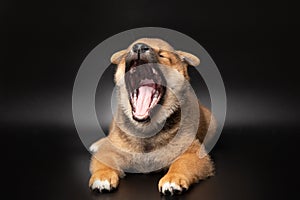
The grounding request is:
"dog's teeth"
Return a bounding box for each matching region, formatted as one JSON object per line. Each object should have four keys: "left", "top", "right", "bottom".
{"left": 150, "top": 95, "right": 159, "bottom": 108}
{"left": 152, "top": 68, "right": 157, "bottom": 74}
{"left": 153, "top": 91, "right": 159, "bottom": 98}
{"left": 133, "top": 90, "right": 137, "bottom": 107}
{"left": 130, "top": 67, "right": 136, "bottom": 74}
{"left": 133, "top": 90, "right": 137, "bottom": 98}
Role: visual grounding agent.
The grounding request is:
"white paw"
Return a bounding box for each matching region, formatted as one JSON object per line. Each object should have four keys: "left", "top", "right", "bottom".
{"left": 91, "top": 179, "right": 113, "bottom": 192}
{"left": 160, "top": 182, "right": 185, "bottom": 195}
{"left": 89, "top": 143, "right": 99, "bottom": 153}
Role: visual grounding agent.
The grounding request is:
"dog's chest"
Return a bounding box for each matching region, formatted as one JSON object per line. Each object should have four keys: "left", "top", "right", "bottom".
{"left": 127, "top": 151, "right": 173, "bottom": 173}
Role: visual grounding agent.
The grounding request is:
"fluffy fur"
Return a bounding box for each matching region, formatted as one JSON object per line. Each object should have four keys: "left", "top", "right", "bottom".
{"left": 89, "top": 38, "right": 217, "bottom": 195}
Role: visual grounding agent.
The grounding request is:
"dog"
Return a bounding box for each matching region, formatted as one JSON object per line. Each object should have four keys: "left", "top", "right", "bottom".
{"left": 89, "top": 38, "right": 217, "bottom": 195}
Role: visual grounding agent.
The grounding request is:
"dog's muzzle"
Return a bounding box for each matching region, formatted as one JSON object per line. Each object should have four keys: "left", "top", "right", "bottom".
{"left": 124, "top": 43, "right": 166, "bottom": 122}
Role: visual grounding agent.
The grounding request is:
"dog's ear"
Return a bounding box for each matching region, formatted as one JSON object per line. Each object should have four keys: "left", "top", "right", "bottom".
{"left": 176, "top": 50, "right": 200, "bottom": 67}
{"left": 110, "top": 50, "right": 127, "bottom": 64}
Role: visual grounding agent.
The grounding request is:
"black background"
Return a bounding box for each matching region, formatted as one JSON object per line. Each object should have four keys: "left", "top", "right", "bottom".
{"left": 1, "top": 0, "right": 299, "bottom": 199}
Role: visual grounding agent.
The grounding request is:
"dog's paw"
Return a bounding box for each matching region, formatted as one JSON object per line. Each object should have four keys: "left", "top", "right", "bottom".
{"left": 158, "top": 173, "right": 189, "bottom": 195}
{"left": 89, "top": 170, "right": 119, "bottom": 193}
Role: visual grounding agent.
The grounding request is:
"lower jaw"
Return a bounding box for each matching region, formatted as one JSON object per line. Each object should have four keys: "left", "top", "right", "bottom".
{"left": 132, "top": 114, "right": 151, "bottom": 122}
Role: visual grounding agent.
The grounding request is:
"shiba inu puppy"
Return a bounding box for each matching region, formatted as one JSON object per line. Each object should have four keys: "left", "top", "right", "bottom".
{"left": 89, "top": 38, "right": 216, "bottom": 195}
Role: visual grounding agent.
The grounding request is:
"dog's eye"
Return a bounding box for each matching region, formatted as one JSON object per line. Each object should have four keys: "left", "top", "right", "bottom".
{"left": 159, "top": 53, "right": 167, "bottom": 58}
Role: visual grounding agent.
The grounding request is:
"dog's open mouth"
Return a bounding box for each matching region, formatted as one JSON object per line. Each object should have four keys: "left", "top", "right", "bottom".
{"left": 125, "top": 59, "right": 166, "bottom": 122}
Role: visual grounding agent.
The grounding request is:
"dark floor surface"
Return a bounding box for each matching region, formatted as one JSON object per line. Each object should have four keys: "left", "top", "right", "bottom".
{"left": 2, "top": 125, "right": 299, "bottom": 200}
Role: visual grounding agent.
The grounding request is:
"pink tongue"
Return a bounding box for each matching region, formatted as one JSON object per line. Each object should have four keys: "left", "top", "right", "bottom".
{"left": 135, "top": 86, "right": 155, "bottom": 117}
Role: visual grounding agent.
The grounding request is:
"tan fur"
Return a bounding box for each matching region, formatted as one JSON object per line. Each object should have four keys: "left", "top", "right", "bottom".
{"left": 89, "top": 160, "right": 121, "bottom": 189}
{"left": 158, "top": 140, "right": 214, "bottom": 191}
{"left": 89, "top": 38, "right": 217, "bottom": 194}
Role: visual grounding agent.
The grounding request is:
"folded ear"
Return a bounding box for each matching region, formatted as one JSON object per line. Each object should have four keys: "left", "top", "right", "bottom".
{"left": 110, "top": 50, "right": 127, "bottom": 64}
{"left": 176, "top": 50, "right": 200, "bottom": 67}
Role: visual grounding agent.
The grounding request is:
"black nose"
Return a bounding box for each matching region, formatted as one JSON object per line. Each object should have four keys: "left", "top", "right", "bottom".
{"left": 132, "top": 43, "right": 150, "bottom": 54}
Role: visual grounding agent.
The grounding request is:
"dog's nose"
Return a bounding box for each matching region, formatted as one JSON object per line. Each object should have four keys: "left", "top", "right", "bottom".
{"left": 132, "top": 43, "right": 150, "bottom": 54}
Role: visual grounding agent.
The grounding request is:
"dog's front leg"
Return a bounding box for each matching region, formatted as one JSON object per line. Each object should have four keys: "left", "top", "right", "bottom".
{"left": 88, "top": 137, "right": 128, "bottom": 193}
{"left": 158, "top": 140, "right": 214, "bottom": 195}
{"left": 89, "top": 155, "right": 124, "bottom": 193}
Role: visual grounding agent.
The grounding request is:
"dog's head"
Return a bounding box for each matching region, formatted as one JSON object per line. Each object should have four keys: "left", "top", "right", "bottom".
{"left": 111, "top": 38, "right": 200, "bottom": 123}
